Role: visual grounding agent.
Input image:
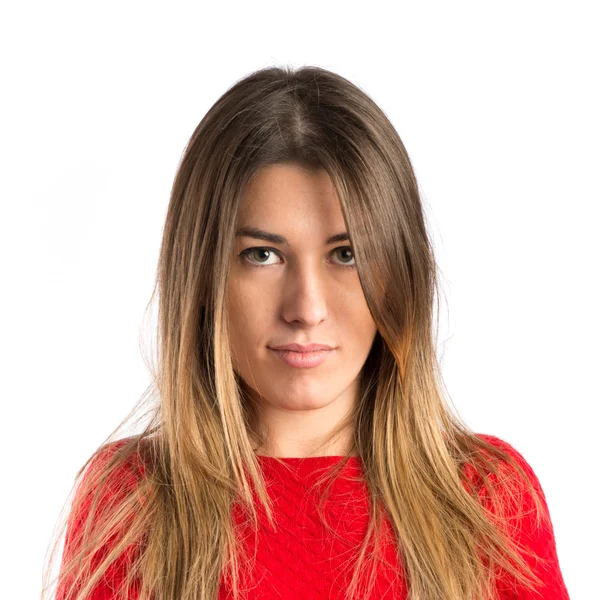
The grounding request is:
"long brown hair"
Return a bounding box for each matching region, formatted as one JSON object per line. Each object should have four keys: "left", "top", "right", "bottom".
{"left": 43, "top": 65, "right": 551, "bottom": 600}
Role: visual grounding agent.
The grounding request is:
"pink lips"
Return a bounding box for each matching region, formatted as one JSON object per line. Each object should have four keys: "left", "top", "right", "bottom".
{"left": 268, "top": 343, "right": 335, "bottom": 369}
{"left": 269, "top": 343, "right": 334, "bottom": 352}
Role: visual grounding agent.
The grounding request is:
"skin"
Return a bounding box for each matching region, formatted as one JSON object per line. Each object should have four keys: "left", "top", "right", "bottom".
{"left": 226, "top": 163, "right": 378, "bottom": 458}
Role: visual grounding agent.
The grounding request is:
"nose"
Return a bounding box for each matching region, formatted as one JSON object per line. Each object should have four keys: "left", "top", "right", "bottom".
{"left": 281, "top": 261, "right": 329, "bottom": 326}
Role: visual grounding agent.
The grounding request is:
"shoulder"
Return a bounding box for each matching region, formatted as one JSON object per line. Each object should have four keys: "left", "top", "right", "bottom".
{"left": 66, "top": 437, "right": 150, "bottom": 542}
{"left": 62, "top": 437, "right": 151, "bottom": 564}
{"left": 475, "top": 433, "right": 545, "bottom": 490}
{"left": 57, "top": 438, "right": 150, "bottom": 598}
{"left": 469, "top": 434, "right": 571, "bottom": 597}
{"left": 464, "top": 433, "right": 553, "bottom": 534}
{"left": 80, "top": 437, "right": 148, "bottom": 486}
{"left": 473, "top": 432, "right": 533, "bottom": 465}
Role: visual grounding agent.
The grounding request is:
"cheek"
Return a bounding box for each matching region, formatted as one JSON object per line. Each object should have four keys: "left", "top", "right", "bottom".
{"left": 227, "top": 276, "right": 264, "bottom": 314}
{"left": 350, "top": 308, "right": 378, "bottom": 349}
{"left": 226, "top": 290, "right": 273, "bottom": 356}
{"left": 226, "top": 278, "right": 250, "bottom": 325}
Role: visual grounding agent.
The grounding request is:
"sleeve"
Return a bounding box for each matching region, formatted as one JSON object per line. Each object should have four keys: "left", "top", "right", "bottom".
{"left": 477, "top": 434, "right": 570, "bottom": 600}
{"left": 55, "top": 443, "right": 143, "bottom": 600}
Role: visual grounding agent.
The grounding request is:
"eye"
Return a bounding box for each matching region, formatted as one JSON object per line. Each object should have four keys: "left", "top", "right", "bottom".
{"left": 239, "top": 246, "right": 356, "bottom": 269}
{"left": 332, "top": 246, "right": 356, "bottom": 267}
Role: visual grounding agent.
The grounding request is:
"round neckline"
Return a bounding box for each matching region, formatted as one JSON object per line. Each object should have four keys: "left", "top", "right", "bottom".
{"left": 254, "top": 454, "right": 364, "bottom": 484}
{"left": 256, "top": 454, "right": 360, "bottom": 461}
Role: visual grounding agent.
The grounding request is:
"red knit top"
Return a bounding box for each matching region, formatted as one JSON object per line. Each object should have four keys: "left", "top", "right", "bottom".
{"left": 56, "top": 434, "right": 570, "bottom": 599}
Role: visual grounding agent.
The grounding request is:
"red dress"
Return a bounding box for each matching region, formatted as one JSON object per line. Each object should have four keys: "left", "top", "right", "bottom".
{"left": 57, "top": 434, "right": 570, "bottom": 599}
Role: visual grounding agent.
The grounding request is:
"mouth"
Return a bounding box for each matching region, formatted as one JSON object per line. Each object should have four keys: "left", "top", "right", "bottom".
{"left": 268, "top": 348, "right": 334, "bottom": 369}
{"left": 269, "top": 343, "right": 335, "bottom": 352}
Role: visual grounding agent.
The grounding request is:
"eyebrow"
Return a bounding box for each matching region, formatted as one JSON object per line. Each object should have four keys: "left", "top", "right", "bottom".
{"left": 235, "top": 226, "right": 350, "bottom": 246}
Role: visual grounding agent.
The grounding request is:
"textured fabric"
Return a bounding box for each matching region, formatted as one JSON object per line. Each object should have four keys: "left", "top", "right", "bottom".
{"left": 57, "top": 434, "right": 570, "bottom": 599}
{"left": 218, "top": 453, "right": 406, "bottom": 599}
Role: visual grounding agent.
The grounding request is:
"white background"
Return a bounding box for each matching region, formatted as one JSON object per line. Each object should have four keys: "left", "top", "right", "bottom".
{"left": 1, "top": 2, "right": 597, "bottom": 598}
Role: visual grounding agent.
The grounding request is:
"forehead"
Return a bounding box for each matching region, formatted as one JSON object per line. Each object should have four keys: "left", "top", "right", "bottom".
{"left": 237, "top": 163, "right": 341, "bottom": 220}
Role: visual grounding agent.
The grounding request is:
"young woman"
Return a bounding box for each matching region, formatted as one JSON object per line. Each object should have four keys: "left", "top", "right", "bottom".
{"left": 44, "top": 65, "right": 570, "bottom": 600}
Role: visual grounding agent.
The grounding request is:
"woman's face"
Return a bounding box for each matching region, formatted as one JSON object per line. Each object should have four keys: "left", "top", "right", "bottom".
{"left": 226, "top": 163, "right": 378, "bottom": 419}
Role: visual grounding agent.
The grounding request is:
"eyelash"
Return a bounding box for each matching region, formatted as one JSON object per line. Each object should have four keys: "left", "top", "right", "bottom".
{"left": 239, "top": 246, "right": 356, "bottom": 269}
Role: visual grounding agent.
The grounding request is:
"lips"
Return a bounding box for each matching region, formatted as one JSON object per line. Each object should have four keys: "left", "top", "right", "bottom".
{"left": 269, "top": 343, "right": 334, "bottom": 352}
{"left": 269, "top": 347, "right": 334, "bottom": 368}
